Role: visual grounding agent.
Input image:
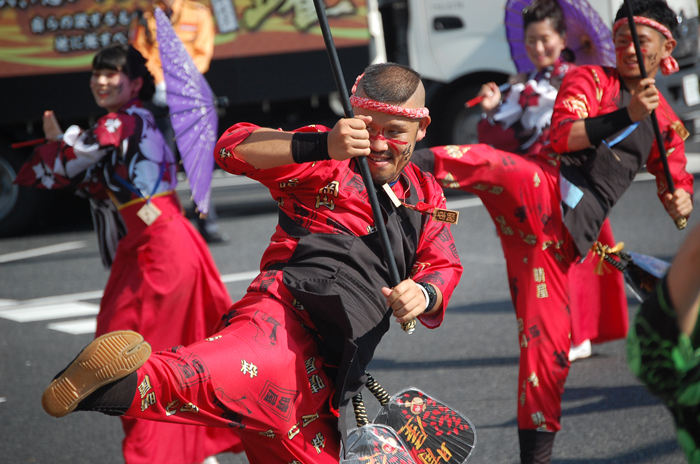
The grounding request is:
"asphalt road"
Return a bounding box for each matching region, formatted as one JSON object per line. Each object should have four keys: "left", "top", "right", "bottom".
{"left": 1, "top": 172, "right": 698, "bottom": 464}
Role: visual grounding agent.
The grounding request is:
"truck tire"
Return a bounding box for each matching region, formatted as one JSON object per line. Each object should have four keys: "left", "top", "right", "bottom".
{"left": 0, "top": 149, "right": 48, "bottom": 237}
{"left": 427, "top": 85, "right": 483, "bottom": 147}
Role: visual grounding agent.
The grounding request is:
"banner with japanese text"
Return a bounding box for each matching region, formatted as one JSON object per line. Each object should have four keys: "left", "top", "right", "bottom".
{"left": 0, "top": 0, "right": 369, "bottom": 78}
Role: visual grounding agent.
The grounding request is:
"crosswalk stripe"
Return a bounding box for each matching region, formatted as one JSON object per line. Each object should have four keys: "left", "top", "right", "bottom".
{"left": 220, "top": 270, "right": 260, "bottom": 283}
{"left": 8, "top": 291, "right": 104, "bottom": 308}
{"left": 0, "top": 271, "right": 260, "bottom": 335}
{"left": 0, "top": 302, "right": 100, "bottom": 322}
{"left": 47, "top": 318, "right": 97, "bottom": 335}
{"left": 0, "top": 240, "right": 87, "bottom": 263}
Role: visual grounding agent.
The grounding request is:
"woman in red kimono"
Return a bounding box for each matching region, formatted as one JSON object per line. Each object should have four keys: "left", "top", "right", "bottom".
{"left": 475, "top": 0, "right": 627, "bottom": 362}
{"left": 16, "top": 44, "right": 241, "bottom": 464}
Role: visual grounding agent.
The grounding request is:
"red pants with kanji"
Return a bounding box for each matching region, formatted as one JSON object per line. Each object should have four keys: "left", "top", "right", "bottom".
{"left": 431, "top": 144, "right": 576, "bottom": 432}
{"left": 123, "top": 292, "right": 341, "bottom": 464}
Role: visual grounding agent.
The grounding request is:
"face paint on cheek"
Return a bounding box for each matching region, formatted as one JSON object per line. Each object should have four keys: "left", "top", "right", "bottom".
{"left": 402, "top": 144, "right": 412, "bottom": 161}
{"left": 647, "top": 52, "right": 657, "bottom": 66}
{"left": 115, "top": 83, "right": 124, "bottom": 94}
{"left": 369, "top": 130, "right": 408, "bottom": 153}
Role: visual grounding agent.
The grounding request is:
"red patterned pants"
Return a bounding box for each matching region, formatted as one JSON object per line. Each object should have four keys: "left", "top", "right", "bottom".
{"left": 123, "top": 292, "right": 341, "bottom": 464}
{"left": 431, "top": 144, "right": 576, "bottom": 432}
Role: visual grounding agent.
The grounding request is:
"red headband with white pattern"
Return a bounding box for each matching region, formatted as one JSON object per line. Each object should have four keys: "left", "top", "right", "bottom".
{"left": 349, "top": 74, "right": 430, "bottom": 119}
{"left": 612, "top": 16, "right": 679, "bottom": 75}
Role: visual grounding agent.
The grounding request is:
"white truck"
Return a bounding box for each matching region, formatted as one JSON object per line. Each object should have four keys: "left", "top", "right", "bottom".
{"left": 1, "top": 0, "right": 698, "bottom": 235}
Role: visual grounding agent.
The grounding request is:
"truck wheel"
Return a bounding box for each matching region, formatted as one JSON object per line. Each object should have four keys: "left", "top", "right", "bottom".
{"left": 450, "top": 104, "right": 483, "bottom": 145}
{"left": 428, "top": 85, "right": 482, "bottom": 146}
{"left": 0, "top": 150, "right": 46, "bottom": 236}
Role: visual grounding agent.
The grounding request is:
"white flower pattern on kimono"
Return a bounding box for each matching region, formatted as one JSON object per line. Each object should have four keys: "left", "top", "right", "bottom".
{"left": 32, "top": 162, "right": 55, "bottom": 189}
{"left": 494, "top": 79, "right": 558, "bottom": 150}
{"left": 104, "top": 118, "right": 122, "bottom": 134}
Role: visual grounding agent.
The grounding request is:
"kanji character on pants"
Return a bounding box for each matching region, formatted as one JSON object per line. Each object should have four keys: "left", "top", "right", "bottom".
{"left": 412, "top": 1, "right": 694, "bottom": 462}
{"left": 41, "top": 63, "right": 463, "bottom": 463}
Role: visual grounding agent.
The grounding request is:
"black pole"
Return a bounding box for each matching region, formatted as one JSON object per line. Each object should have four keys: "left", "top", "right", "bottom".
{"left": 623, "top": 0, "right": 686, "bottom": 229}
{"left": 312, "top": 0, "right": 416, "bottom": 332}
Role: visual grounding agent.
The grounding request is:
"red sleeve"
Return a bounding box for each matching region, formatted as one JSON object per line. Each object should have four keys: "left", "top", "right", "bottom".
{"left": 408, "top": 166, "right": 464, "bottom": 328}
{"left": 550, "top": 66, "right": 610, "bottom": 153}
{"left": 214, "top": 122, "right": 336, "bottom": 190}
{"left": 14, "top": 142, "right": 76, "bottom": 189}
{"left": 646, "top": 96, "right": 694, "bottom": 203}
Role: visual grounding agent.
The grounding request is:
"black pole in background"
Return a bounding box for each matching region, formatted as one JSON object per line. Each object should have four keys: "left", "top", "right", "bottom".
{"left": 311, "top": 0, "right": 416, "bottom": 333}
{"left": 623, "top": 0, "right": 686, "bottom": 229}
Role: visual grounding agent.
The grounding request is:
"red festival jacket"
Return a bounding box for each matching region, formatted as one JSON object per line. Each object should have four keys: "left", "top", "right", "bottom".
{"left": 215, "top": 123, "right": 463, "bottom": 329}
{"left": 548, "top": 65, "right": 694, "bottom": 202}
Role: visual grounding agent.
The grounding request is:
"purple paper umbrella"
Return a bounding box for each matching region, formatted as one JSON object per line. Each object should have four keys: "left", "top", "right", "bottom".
{"left": 505, "top": 0, "right": 616, "bottom": 73}
{"left": 155, "top": 7, "right": 216, "bottom": 215}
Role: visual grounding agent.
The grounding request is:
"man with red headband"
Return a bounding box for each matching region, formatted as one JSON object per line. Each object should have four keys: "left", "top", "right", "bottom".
{"left": 40, "top": 62, "right": 462, "bottom": 463}
{"left": 412, "top": 0, "right": 693, "bottom": 462}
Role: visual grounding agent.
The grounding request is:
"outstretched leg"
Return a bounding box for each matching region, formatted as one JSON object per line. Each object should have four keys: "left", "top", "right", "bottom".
{"left": 43, "top": 295, "right": 341, "bottom": 464}
{"left": 42, "top": 330, "right": 151, "bottom": 418}
{"left": 414, "top": 145, "right": 575, "bottom": 464}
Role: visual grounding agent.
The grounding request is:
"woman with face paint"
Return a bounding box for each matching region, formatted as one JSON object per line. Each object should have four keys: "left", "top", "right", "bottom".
{"left": 412, "top": 0, "right": 694, "bottom": 462}
{"left": 15, "top": 45, "right": 242, "bottom": 464}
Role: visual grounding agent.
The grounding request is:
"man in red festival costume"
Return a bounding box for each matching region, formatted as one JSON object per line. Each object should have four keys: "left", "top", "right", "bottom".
{"left": 412, "top": 1, "right": 693, "bottom": 462}
{"left": 40, "top": 63, "right": 463, "bottom": 463}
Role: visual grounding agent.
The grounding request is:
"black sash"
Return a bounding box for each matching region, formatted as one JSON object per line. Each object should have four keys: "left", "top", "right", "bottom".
{"left": 559, "top": 85, "right": 655, "bottom": 255}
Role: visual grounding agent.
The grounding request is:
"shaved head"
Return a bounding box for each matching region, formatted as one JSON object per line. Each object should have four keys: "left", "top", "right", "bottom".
{"left": 357, "top": 63, "right": 425, "bottom": 107}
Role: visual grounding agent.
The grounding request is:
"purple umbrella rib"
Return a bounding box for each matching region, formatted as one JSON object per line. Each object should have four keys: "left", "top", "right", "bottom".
{"left": 155, "top": 7, "right": 216, "bottom": 215}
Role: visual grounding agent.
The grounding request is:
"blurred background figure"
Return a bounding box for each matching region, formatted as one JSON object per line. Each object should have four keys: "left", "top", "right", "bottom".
{"left": 131, "top": 0, "right": 229, "bottom": 243}
{"left": 628, "top": 221, "right": 700, "bottom": 463}
{"left": 14, "top": 44, "right": 241, "bottom": 464}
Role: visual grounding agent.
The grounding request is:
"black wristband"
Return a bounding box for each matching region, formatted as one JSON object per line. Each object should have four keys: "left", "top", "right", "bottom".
{"left": 291, "top": 132, "right": 331, "bottom": 164}
{"left": 584, "top": 107, "right": 634, "bottom": 147}
{"left": 418, "top": 282, "right": 438, "bottom": 313}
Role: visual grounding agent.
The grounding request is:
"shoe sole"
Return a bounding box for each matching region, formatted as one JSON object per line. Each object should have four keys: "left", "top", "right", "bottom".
{"left": 42, "top": 330, "right": 151, "bottom": 418}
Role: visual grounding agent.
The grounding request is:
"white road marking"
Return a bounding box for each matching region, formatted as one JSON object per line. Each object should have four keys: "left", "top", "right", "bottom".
{"left": 0, "top": 241, "right": 87, "bottom": 264}
{"left": 447, "top": 197, "right": 483, "bottom": 210}
{"left": 0, "top": 302, "right": 100, "bottom": 322}
{"left": 0, "top": 271, "right": 260, "bottom": 334}
{"left": 220, "top": 270, "right": 260, "bottom": 283}
{"left": 8, "top": 291, "right": 104, "bottom": 308}
{"left": 176, "top": 171, "right": 256, "bottom": 191}
{"left": 47, "top": 318, "right": 97, "bottom": 335}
